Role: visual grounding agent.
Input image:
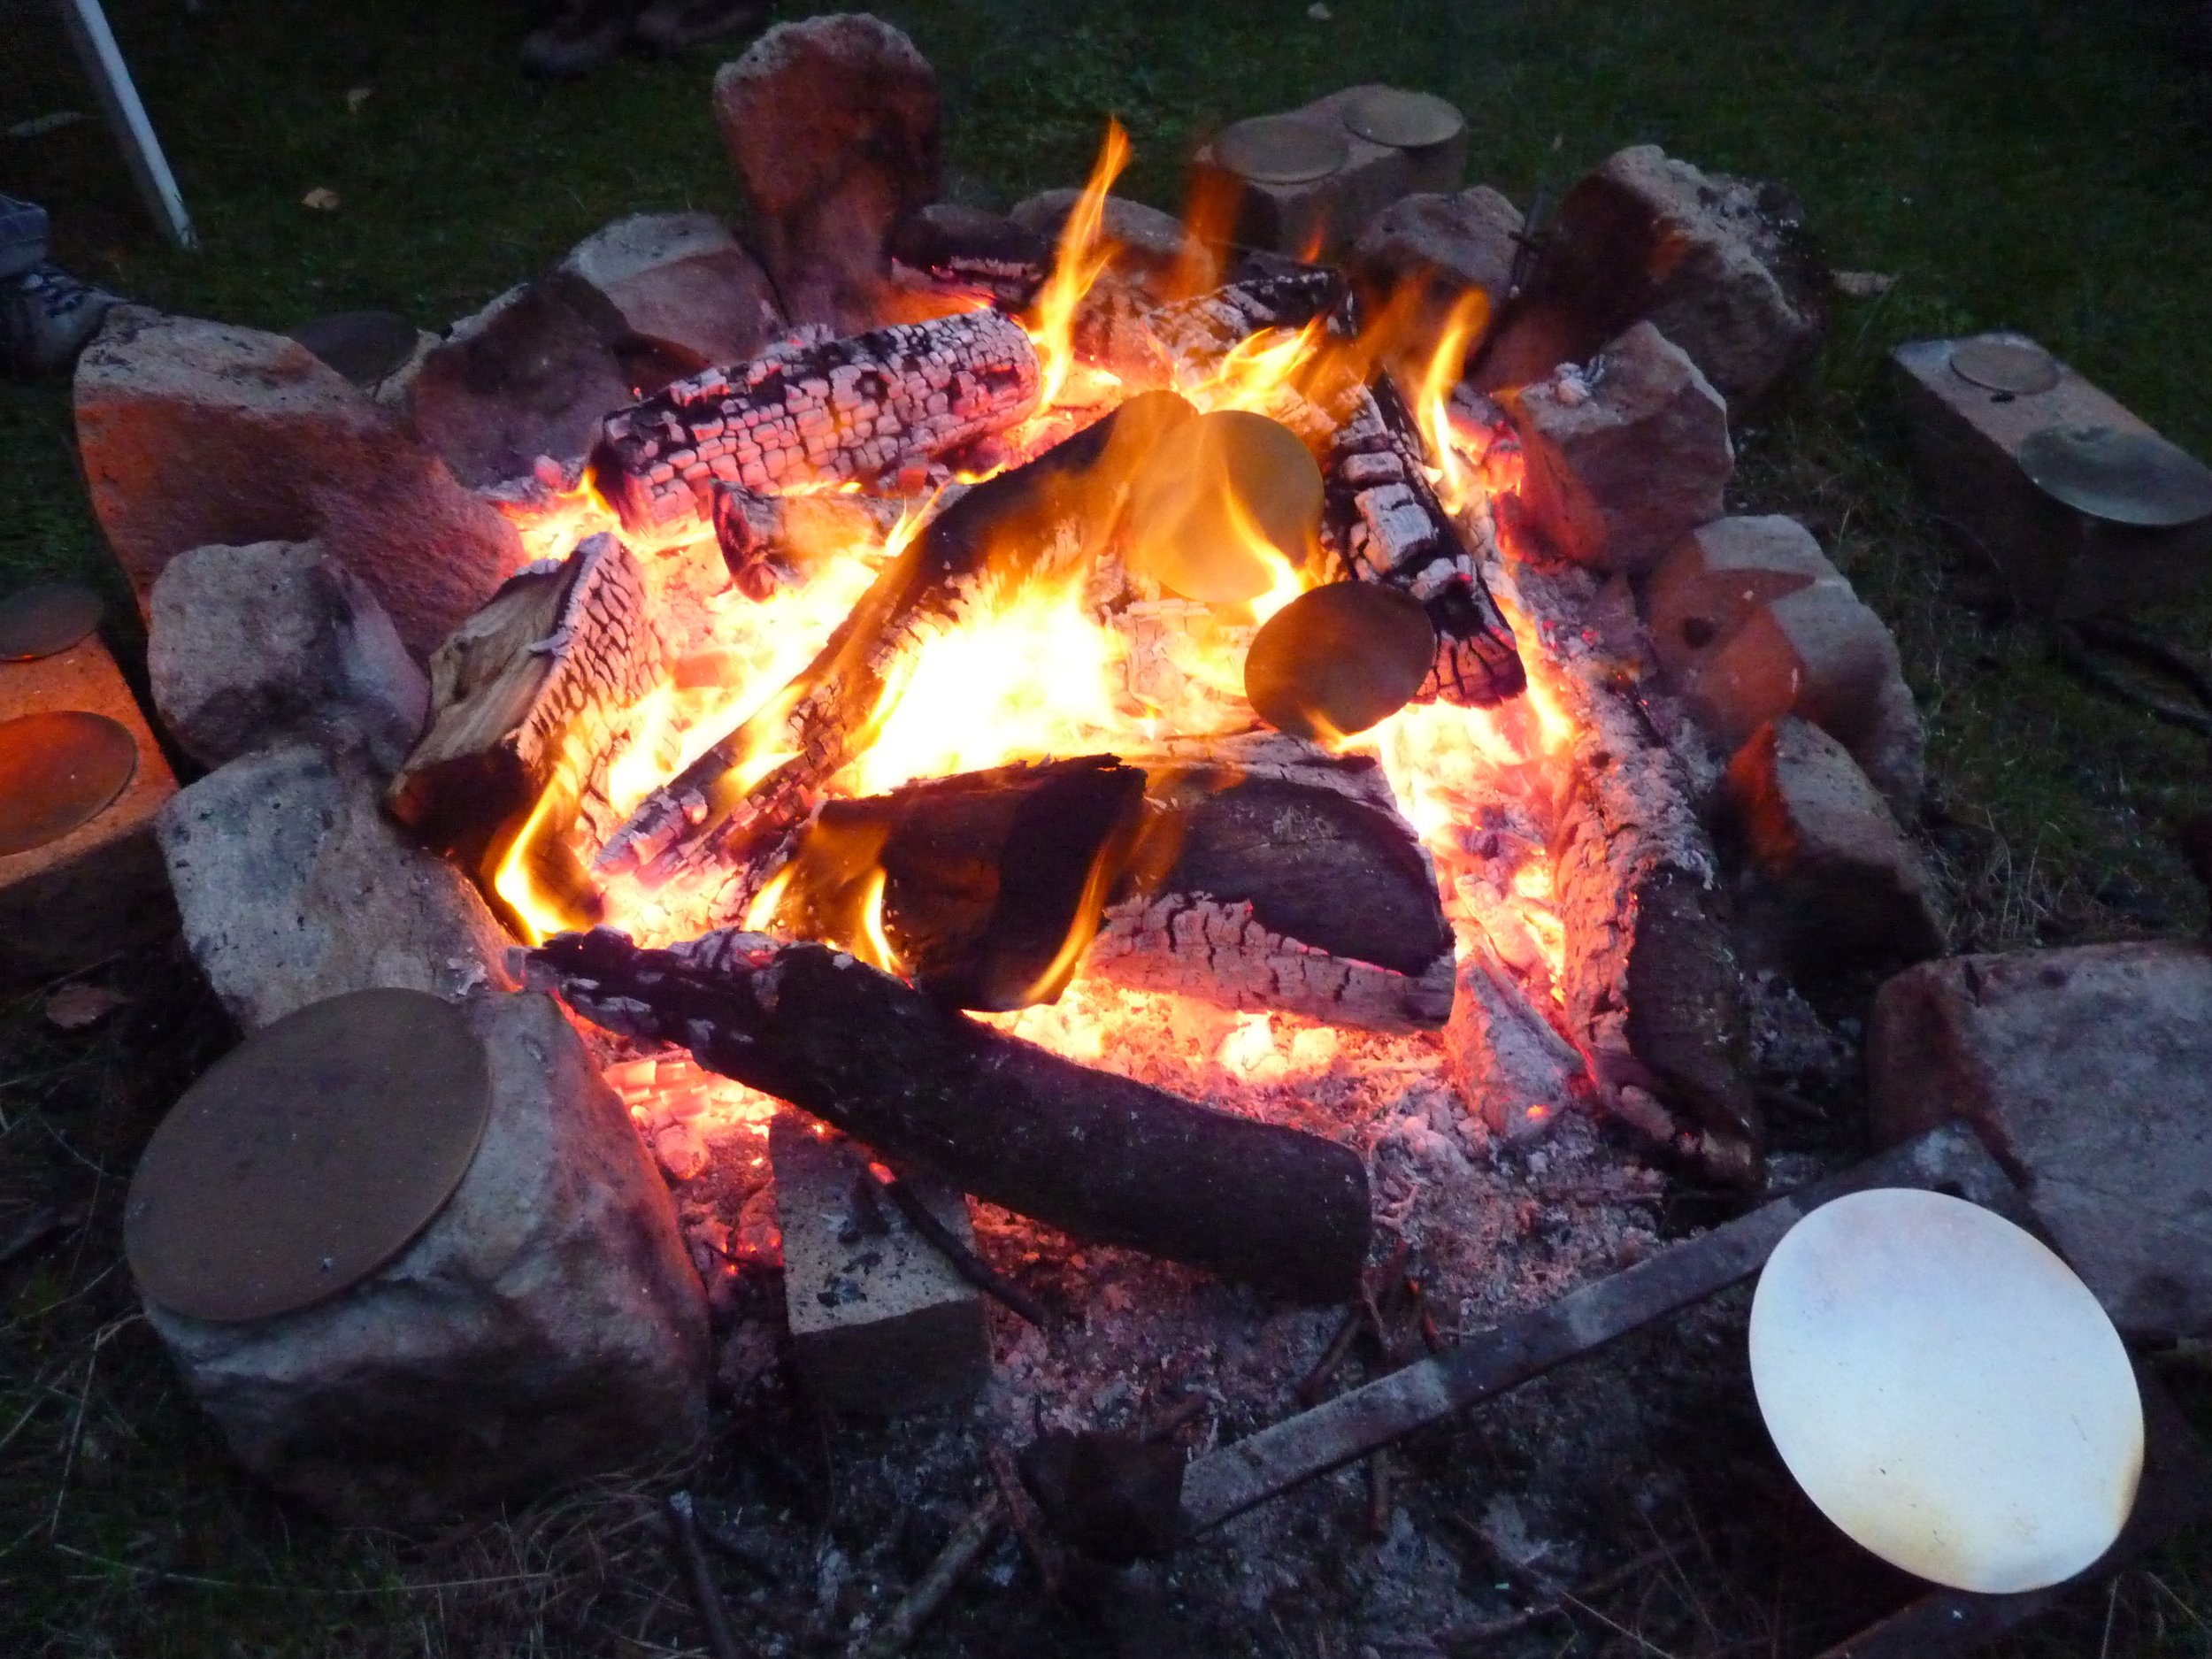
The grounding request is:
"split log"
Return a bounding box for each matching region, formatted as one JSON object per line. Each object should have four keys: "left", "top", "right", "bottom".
{"left": 386, "top": 533, "right": 658, "bottom": 864}
{"left": 1322, "top": 379, "right": 1525, "bottom": 708}
{"left": 525, "top": 927, "right": 1371, "bottom": 1300}
{"left": 710, "top": 482, "right": 909, "bottom": 601}
{"left": 587, "top": 308, "right": 1043, "bottom": 537}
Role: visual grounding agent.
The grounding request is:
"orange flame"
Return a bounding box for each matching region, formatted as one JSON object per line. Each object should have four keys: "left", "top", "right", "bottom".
{"left": 1412, "top": 289, "right": 1492, "bottom": 517}
{"left": 1027, "top": 117, "right": 1132, "bottom": 409}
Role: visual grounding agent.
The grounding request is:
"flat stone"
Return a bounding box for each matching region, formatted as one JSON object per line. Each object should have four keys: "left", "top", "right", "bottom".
{"left": 0, "top": 634, "right": 177, "bottom": 982}
{"left": 1505, "top": 321, "right": 1732, "bottom": 574}
{"left": 157, "top": 741, "right": 515, "bottom": 1031}
{"left": 1722, "top": 717, "right": 1944, "bottom": 980}
{"left": 73, "top": 308, "right": 525, "bottom": 659}
{"left": 771, "top": 1112, "right": 988, "bottom": 1416}
{"left": 144, "top": 988, "right": 710, "bottom": 1522}
{"left": 1893, "top": 333, "right": 2212, "bottom": 618}
{"left": 1870, "top": 942, "right": 2212, "bottom": 1341}
{"left": 550, "top": 211, "right": 784, "bottom": 376}
{"left": 148, "top": 539, "right": 428, "bottom": 773}
{"left": 713, "top": 15, "right": 941, "bottom": 331}
{"left": 1349, "top": 184, "right": 1523, "bottom": 341}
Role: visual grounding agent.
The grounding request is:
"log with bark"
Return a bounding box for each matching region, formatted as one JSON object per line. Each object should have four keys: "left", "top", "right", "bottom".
{"left": 523, "top": 926, "right": 1372, "bottom": 1300}
{"left": 588, "top": 308, "right": 1043, "bottom": 538}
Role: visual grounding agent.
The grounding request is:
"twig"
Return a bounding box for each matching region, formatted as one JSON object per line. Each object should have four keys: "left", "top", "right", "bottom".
{"left": 665, "top": 1491, "right": 749, "bottom": 1659}
{"left": 1295, "top": 1305, "right": 1365, "bottom": 1406}
{"left": 872, "top": 1169, "right": 1048, "bottom": 1327}
{"left": 1364, "top": 1450, "right": 1394, "bottom": 1539}
{"left": 986, "top": 1440, "right": 1064, "bottom": 1597}
{"left": 853, "top": 1491, "right": 1004, "bottom": 1659}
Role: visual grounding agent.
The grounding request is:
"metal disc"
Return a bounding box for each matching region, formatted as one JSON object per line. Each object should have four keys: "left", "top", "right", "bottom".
{"left": 1246, "top": 581, "right": 1437, "bottom": 741}
{"left": 1340, "top": 88, "right": 1465, "bottom": 151}
{"left": 1127, "top": 410, "right": 1324, "bottom": 603}
{"left": 2016, "top": 424, "right": 2212, "bottom": 528}
{"left": 1216, "top": 117, "right": 1350, "bottom": 186}
{"left": 287, "top": 310, "right": 420, "bottom": 387}
{"left": 126, "top": 988, "right": 492, "bottom": 1323}
{"left": 0, "top": 711, "right": 138, "bottom": 856}
{"left": 0, "top": 583, "right": 102, "bottom": 661}
{"left": 1949, "top": 338, "right": 2060, "bottom": 397}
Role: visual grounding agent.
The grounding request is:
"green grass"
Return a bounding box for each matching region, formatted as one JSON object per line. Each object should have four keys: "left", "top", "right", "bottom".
{"left": 4, "top": 0, "right": 2212, "bottom": 1651}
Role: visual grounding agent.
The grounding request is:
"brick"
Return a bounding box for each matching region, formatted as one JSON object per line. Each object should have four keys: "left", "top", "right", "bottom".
{"left": 0, "top": 633, "right": 178, "bottom": 981}
{"left": 770, "top": 1112, "right": 989, "bottom": 1416}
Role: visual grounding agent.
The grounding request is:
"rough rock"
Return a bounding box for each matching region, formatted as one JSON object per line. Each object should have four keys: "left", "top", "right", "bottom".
{"left": 1644, "top": 514, "right": 1838, "bottom": 676}
{"left": 157, "top": 741, "right": 516, "bottom": 1030}
{"left": 1869, "top": 941, "right": 2212, "bottom": 1341}
{"left": 1505, "top": 321, "right": 1732, "bottom": 574}
{"left": 1538, "top": 144, "right": 1826, "bottom": 411}
{"left": 1350, "top": 184, "right": 1523, "bottom": 342}
{"left": 549, "top": 210, "right": 785, "bottom": 376}
{"left": 145, "top": 988, "right": 710, "bottom": 1522}
{"left": 73, "top": 308, "right": 525, "bottom": 659}
{"left": 404, "top": 282, "right": 637, "bottom": 488}
{"left": 712, "top": 15, "right": 941, "bottom": 331}
{"left": 1722, "top": 717, "right": 1945, "bottom": 980}
{"left": 1010, "top": 188, "right": 1202, "bottom": 294}
{"left": 148, "top": 539, "right": 429, "bottom": 773}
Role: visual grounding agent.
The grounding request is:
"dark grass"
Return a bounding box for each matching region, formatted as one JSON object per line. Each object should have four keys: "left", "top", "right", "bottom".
{"left": 4, "top": 0, "right": 2212, "bottom": 1652}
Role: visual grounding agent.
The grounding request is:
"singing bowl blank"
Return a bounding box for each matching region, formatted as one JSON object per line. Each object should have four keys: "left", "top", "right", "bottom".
{"left": 1749, "top": 1188, "right": 2141, "bottom": 1594}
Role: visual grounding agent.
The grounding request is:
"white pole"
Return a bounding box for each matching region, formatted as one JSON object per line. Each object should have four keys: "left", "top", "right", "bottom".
{"left": 58, "top": 0, "right": 197, "bottom": 250}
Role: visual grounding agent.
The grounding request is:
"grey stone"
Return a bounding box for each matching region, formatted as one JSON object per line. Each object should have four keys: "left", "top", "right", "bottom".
{"left": 157, "top": 742, "right": 516, "bottom": 1031}
{"left": 1870, "top": 942, "right": 2212, "bottom": 1341}
{"left": 712, "top": 15, "right": 941, "bottom": 331}
{"left": 1645, "top": 514, "right": 1838, "bottom": 681}
{"left": 1010, "top": 188, "right": 1202, "bottom": 296}
{"left": 73, "top": 308, "right": 526, "bottom": 658}
{"left": 1505, "top": 321, "right": 1732, "bottom": 574}
{"left": 145, "top": 989, "right": 710, "bottom": 1523}
{"left": 148, "top": 539, "right": 429, "bottom": 773}
{"left": 550, "top": 211, "right": 784, "bottom": 375}
{"left": 1349, "top": 184, "right": 1523, "bottom": 340}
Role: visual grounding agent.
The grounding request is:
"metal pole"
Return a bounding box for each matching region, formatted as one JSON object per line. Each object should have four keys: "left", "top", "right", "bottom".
{"left": 58, "top": 0, "right": 197, "bottom": 250}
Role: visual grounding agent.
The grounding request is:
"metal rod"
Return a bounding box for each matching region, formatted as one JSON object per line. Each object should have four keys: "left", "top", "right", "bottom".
{"left": 58, "top": 0, "right": 196, "bottom": 250}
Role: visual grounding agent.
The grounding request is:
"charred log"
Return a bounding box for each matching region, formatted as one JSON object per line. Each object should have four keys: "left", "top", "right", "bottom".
{"left": 886, "top": 204, "right": 1053, "bottom": 310}
{"left": 1148, "top": 268, "right": 1348, "bottom": 372}
{"left": 526, "top": 927, "right": 1371, "bottom": 1301}
{"left": 1322, "top": 380, "right": 1525, "bottom": 708}
{"left": 710, "top": 483, "right": 909, "bottom": 602}
{"left": 588, "top": 308, "right": 1043, "bottom": 537}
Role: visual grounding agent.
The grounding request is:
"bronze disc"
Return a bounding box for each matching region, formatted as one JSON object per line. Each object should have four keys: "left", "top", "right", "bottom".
{"left": 0, "top": 583, "right": 102, "bottom": 662}
{"left": 1950, "top": 337, "right": 2060, "bottom": 397}
{"left": 1246, "top": 582, "right": 1437, "bottom": 741}
{"left": 1216, "top": 117, "right": 1349, "bottom": 186}
{"left": 0, "top": 711, "right": 138, "bottom": 856}
{"left": 2017, "top": 424, "right": 2212, "bottom": 528}
{"left": 126, "top": 988, "right": 492, "bottom": 1323}
{"left": 1127, "top": 410, "right": 1324, "bottom": 603}
{"left": 1340, "top": 88, "right": 1465, "bottom": 151}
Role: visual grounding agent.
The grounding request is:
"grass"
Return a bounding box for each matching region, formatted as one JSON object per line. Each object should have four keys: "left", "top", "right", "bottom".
{"left": 4, "top": 0, "right": 2212, "bottom": 1651}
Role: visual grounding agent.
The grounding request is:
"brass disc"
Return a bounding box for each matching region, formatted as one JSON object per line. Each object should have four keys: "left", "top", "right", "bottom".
{"left": 1126, "top": 410, "right": 1324, "bottom": 603}
{"left": 1950, "top": 338, "right": 2060, "bottom": 397}
{"left": 0, "top": 711, "right": 138, "bottom": 856}
{"left": 2017, "top": 424, "right": 2212, "bottom": 528}
{"left": 1246, "top": 582, "right": 1437, "bottom": 741}
{"left": 1216, "top": 117, "right": 1349, "bottom": 186}
{"left": 126, "top": 988, "right": 492, "bottom": 1323}
{"left": 0, "top": 583, "right": 102, "bottom": 662}
{"left": 1340, "top": 88, "right": 1465, "bottom": 151}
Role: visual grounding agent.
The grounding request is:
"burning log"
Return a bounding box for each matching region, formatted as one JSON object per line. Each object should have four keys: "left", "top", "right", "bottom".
{"left": 886, "top": 203, "right": 1053, "bottom": 311}
{"left": 526, "top": 927, "right": 1372, "bottom": 1301}
{"left": 1148, "top": 267, "right": 1348, "bottom": 371}
{"left": 587, "top": 308, "right": 1043, "bottom": 537}
{"left": 387, "top": 533, "right": 658, "bottom": 866}
{"left": 1322, "top": 379, "right": 1525, "bottom": 708}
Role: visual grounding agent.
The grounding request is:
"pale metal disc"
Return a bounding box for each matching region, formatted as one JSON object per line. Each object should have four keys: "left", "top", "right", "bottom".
{"left": 126, "top": 988, "right": 492, "bottom": 1323}
{"left": 0, "top": 710, "right": 138, "bottom": 856}
{"left": 1949, "top": 338, "right": 2060, "bottom": 397}
{"left": 2017, "top": 423, "right": 2212, "bottom": 528}
{"left": 1246, "top": 582, "right": 1437, "bottom": 740}
{"left": 1126, "top": 410, "right": 1324, "bottom": 604}
{"left": 0, "top": 583, "right": 103, "bottom": 662}
{"left": 1340, "top": 88, "right": 1465, "bottom": 151}
{"left": 1216, "top": 117, "right": 1350, "bottom": 186}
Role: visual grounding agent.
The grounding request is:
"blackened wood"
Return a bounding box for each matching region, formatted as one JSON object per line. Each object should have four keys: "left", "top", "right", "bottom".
{"left": 886, "top": 204, "right": 1053, "bottom": 310}
{"left": 526, "top": 927, "right": 1371, "bottom": 1300}
{"left": 1148, "top": 268, "right": 1348, "bottom": 370}
{"left": 588, "top": 308, "right": 1042, "bottom": 537}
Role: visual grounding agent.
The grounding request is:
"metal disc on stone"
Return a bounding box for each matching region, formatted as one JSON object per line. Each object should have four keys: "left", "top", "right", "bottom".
{"left": 286, "top": 310, "right": 421, "bottom": 388}
{"left": 0, "top": 583, "right": 103, "bottom": 662}
{"left": 1340, "top": 88, "right": 1465, "bottom": 151}
{"left": 126, "top": 988, "right": 492, "bottom": 1323}
{"left": 2017, "top": 423, "right": 2212, "bottom": 528}
{"left": 0, "top": 710, "right": 138, "bottom": 855}
{"left": 1246, "top": 581, "right": 1437, "bottom": 741}
{"left": 1948, "top": 338, "right": 2060, "bottom": 397}
{"left": 1216, "top": 117, "right": 1350, "bottom": 185}
{"left": 1127, "top": 410, "right": 1325, "bottom": 604}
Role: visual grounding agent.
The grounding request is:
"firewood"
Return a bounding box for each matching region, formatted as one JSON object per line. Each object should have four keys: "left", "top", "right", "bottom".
{"left": 886, "top": 203, "right": 1053, "bottom": 310}
{"left": 588, "top": 308, "right": 1044, "bottom": 537}
{"left": 1147, "top": 267, "right": 1348, "bottom": 372}
{"left": 1321, "top": 379, "right": 1525, "bottom": 708}
{"left": 386, "top": 533, "right": 658, "bottom": 864}
{"left": 524, "top": 927, "right": 1371, "bottom": 1301}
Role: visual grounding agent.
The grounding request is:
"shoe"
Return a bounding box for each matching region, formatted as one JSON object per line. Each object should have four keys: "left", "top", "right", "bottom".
{"left": 519, "top": 0, "right": 641, "bottom": 77}
{"left": 631, "top": 0, "right": 767, "bottom": 52}
{"left": 1, "top": 264, "right": 115, "bottom": 376}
